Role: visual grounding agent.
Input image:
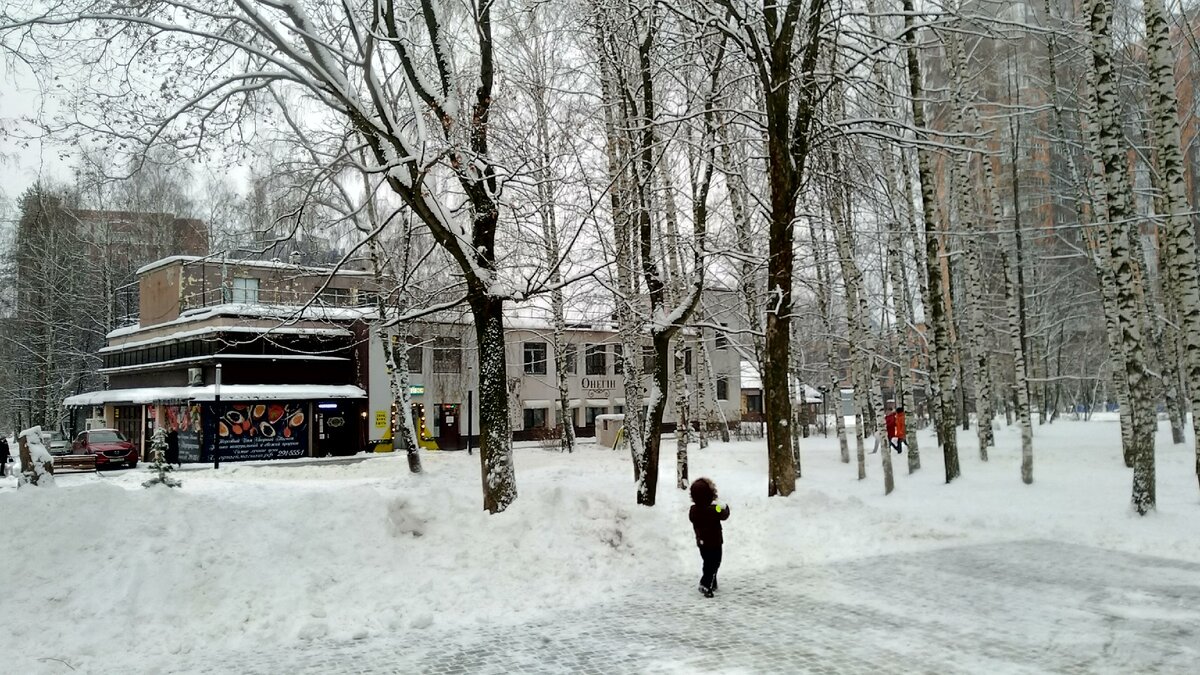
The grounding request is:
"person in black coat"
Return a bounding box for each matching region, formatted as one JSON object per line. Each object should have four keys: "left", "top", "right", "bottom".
{"left": 689, "top": 477, "right": 731, "bottom": 598}
{"left": 0, "top": 435, "right": 10, "bottom": 478}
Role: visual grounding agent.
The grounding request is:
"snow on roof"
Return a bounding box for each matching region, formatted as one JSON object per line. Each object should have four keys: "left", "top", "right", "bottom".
{"left": 101, "top": 325, "right": 352, "bottom": 353}
{"left": 108, "top": 304, "right": 375, "bottom": 340}
{"left": 740, "top": 361, "right": 823, "bottom": 402}
{"left": 64, "top": 384, "right": 367, "bottom": 407}
{"left": 740, "top": 361, "right": 762, "bottom": 390}
{"left": 136, "top": 255, "right": 373, "bottom": 277}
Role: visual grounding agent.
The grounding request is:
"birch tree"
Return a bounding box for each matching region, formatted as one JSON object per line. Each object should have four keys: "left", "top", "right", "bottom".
{"left": 1142, "top": 0, "right": 1200, "bottom": 492}
{"left": 1089, "top": 0, "right": 1157, "bottom": 514}
{"left": 902, "top": 0, "right": 960, "bottom": 482}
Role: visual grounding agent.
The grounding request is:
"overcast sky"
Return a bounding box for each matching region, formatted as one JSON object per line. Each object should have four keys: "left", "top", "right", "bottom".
{"left": 0, "top": 58, "right": 73, "bottom": 210}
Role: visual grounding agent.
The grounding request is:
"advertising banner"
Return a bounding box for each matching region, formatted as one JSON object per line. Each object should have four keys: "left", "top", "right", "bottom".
{"left": 165, "top": 404, "right": 202, "bottom": 463}
{"left": 200, "top": 401, "right": 310, "bottom": 462}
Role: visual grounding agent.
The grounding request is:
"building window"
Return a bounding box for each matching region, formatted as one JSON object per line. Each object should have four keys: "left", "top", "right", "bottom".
{"left": 231, "top": 277, "right": 259, "bottom": 304}
{"left": 677, "top": 347, "right": 692, "bottom": 375}
{"left": 523, "top": 407, "right": 548, "bottom": 430}
{"left": 717, "top": 376, "right": 729, "bottom": 401}
{"left": 586, "top": 344, "right": 607, "bottom": 375}
{"left": 585, "top": 406, "right": 607, "bottom": 426}
{"left": 642, "top": 345, "right": 655, "bottom": 373}
{"left": 357, "top": 290, "right": 381, "bottom": 307}
{"left": 564, "top": 344, "right": 577, "bottom": 375}
{"left": 747, "top": 394, "right": 763, "bottom": 414}
{"left": 406, "top": 336, "right": 423, "bottom": 373}
{"left": 524, "top": 341, "right": 548, "bottom": 375}
{"left": 715, "top": 323, "right": 728, "bottom": 350}
{"left": 613, "top": 344, "right": 624, "bottom": 374}
{"left": 432, "top": 337, "right": 461, "bottom": 373}
{"left": 319, "top": 287, "right": 351, "bottom": 306}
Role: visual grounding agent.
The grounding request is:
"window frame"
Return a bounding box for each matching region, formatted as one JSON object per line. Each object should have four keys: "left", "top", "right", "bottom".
{"left": 432, "top": 336, "right": 462, "bottom": 373}
{"left": 523, "top": 341, "right": 548, "bottom": 375}
{"left": 585, "top": 344, "right": 607, "bottom": 376}
{"left": 230, "top": 277, "right": 260, "bottom": 304}
{"left": 522, "top": 407, "right": 548, "bottom": 430}
{"left": 564, "top": 344, "right": 577, "bottom": 375}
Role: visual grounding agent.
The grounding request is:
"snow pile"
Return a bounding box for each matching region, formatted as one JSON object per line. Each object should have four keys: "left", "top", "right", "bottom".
{"left": 17, "top": 425, "right": 55, "bottom": 487}
{"left": 1, "top": 419, "right": 1198, "bottom": 672}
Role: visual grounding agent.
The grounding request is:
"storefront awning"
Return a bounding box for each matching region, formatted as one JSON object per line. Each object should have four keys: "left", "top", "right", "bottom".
{"left": 65, "top": 384, "right": 368, "bottom": 407}
{"left": 585, "top": 399, "right": 609, "bottom": 407}
{"left": 522, "top": 399, "right": 553, "bottom": 408}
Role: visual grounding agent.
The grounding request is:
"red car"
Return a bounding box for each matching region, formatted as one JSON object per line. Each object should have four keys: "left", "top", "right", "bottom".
{"left": 72, "top": 429, "right": 139, "bottom": 469}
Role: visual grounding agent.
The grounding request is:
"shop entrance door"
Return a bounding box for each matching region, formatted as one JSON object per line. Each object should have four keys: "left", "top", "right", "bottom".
{"left": 436, "top": 403, "right": 461, "bottom": 449}
{"left": 315, "top": 401, "right": 354, "bottom": 456}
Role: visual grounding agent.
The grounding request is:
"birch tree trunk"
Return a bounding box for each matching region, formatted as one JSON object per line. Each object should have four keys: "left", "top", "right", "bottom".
{"left": 1043, "top": 0, "right": 1134, "bottom": 464}
{"left": 1091, "top": 0, "right": 1157, "bottom": 514}
{"left": 597, "top": 29, "right": 647, "bottom": 482}
{"left": 828, "top": 167, "right": 869, "bottom": 479}
{"left": 943, "top": 27, "right": 994, "bottom": 458}
{"left": 812, "top": 217, "right": 850, "bottom": 465}
{"left": 1144, "top": 0, "right": 1200, "bottom": 491}
{"left": 1005, "top": 114, "right": 1035, "bottom": 484}
{"left": 660, "top": 161, "right": 690, "bottom": 488}
{"left": 895, "top": 150, "right": 923, "bottom": 473}
{"left": 531, "top": 74, "right": 575, "bottom": 454}
{"left": 694, "top": 326, "right": 713, "bottom": 448}
{"left": 903, "top": 0, "right": 960, "bottom": 481}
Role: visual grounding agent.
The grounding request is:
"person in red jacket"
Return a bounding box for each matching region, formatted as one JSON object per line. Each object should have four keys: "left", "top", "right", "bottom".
{"left": 885, "top": 406, "right": 907, "bottom": 454}
{"left": 689, "top": 477, "right": 731, "bottom": 598}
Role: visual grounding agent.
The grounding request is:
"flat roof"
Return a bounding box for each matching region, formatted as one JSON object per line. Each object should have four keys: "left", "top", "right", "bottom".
{"left": 64, "top": 384, "right": 368, "bottom": 407}
{"left": 136, "top": 255, "right": 373, "bottom": 277}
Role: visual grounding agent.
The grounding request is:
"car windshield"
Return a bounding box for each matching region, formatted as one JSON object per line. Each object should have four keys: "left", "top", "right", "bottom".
{"left": 88, "top": 430, "right": 126, "bottom": 443}
{"left": 46, "top": 431, "right": 64, "bottom": 441}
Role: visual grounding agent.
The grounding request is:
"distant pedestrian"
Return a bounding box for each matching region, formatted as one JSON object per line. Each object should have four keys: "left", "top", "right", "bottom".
{"left": 886, "top": 406, "right": 907, "bottom": 454}
{"left": 689, "top": 477, "right": 730, "bottom": 598}
{"left": 0, "top": 435, "right": 9, "bottom": 477}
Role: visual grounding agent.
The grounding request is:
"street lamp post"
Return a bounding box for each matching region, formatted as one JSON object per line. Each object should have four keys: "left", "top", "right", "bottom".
{"left": 819, "top": 386, "right": 829, "bottom": 438}
{"left": 213, "top": 362, "right": 222, "bottom": 469}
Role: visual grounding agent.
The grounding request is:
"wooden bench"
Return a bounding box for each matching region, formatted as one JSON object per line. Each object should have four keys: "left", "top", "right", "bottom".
{"left": 52, "top": 454, "right": 97, "bottom": 474}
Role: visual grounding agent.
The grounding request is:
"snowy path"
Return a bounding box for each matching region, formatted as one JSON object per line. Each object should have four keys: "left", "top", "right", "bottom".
{"left": 148, "top": 540, "right": 1199, "bottom": 674}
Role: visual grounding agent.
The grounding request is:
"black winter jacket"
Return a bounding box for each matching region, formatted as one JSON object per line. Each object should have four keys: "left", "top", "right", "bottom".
{"left": 689, "top": 503, "right": 730, "bottom": 547}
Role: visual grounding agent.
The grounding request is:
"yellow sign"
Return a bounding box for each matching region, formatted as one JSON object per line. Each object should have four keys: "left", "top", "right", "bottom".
{"left": 374, "top": 411, "right": 388, "bottom": 429}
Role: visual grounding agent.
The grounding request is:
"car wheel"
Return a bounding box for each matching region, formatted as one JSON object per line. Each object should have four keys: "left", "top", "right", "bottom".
{"left": 129, "top": 461, "right": 138, "bottom": 469}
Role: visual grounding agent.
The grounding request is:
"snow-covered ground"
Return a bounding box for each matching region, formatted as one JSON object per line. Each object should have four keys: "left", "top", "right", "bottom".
{"left": 2, "top": 416, "right": 1198, "bottom": 673}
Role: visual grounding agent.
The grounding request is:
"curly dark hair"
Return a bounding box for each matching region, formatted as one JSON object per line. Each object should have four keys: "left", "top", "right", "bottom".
{"left": 689, "top": 477, "right": 717, "bottom": 505}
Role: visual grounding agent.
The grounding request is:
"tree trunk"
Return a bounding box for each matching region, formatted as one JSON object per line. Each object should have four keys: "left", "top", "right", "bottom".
{"left": 811, "top": 217, "right": 849, "bottom": 464}
{"left": 470, "top": 295, "right": 517, "bottom": 513}
{"left": 1091, "top": 0, "right": 1157, "bottom": 514}
{"left": 903, "top": 0, "right": 959, "bottom": 481}
{"left": 894, "top": 149, "right": 923, "bottom": 473}
{"left": 1006, "top": 115, "right": 1035, "bottom": 484}
{"left": 1144, "top": 0, "right": 1200, "bottom": 491}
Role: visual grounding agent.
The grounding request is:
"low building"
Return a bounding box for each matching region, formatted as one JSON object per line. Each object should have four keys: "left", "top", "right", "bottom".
{"left": 369, "top": 313, "right": 743, "bottom": 448}
{"left": 65, "top": 256, "right": 374, "bottom": 461}
{"left": 67, "top": 256, "right": 745, "bottom": 461}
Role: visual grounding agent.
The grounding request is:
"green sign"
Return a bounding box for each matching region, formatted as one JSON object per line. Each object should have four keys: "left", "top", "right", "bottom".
{"left": 410, "top": 384, "right": 425, "bottom": 396}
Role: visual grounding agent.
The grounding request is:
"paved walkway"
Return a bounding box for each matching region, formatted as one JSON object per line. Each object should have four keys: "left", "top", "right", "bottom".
{"left": 138, "top": 541, "right": 1200, "bottom": 673}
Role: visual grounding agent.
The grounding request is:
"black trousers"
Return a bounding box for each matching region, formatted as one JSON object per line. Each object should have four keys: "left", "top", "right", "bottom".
{"left": 699, "top": 545, "right": 723, "bottom": 590}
